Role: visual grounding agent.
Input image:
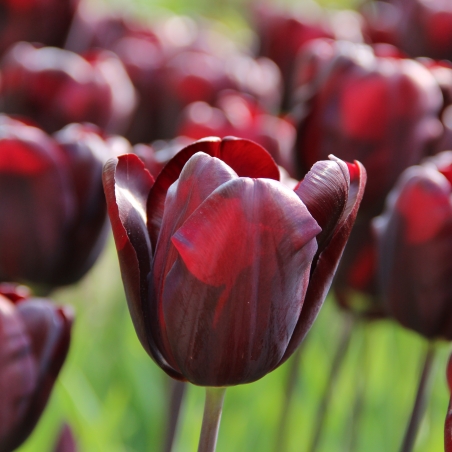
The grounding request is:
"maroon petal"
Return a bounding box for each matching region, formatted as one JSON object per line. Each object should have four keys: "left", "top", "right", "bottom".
{"left": 0, "top": 296, "right": 37, "bottom": 452}
{"left": 280, "top": 158, "right": 366, "bottom": 363}
{"left": 53, "top": 423, "right": 77, "bottom": 452}
{"left": 147, "top": 137, "right": 280, "bottom": 249}
{"left": 102, "top": 154, "right": 182, "bottom": 378}
{"left": 11, "top": 300, "right": 73, "bottom": 451}
{"left": 165, "top": 178, "right": 320, "bottom": 385}
{"left": 152, "top": 153, "right": 239, "bottom": 370}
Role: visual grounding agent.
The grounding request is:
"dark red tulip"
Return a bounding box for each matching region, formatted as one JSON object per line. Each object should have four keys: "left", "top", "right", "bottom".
{"left": 178, "top": 91, "right": 296, "bottom": 174}
{"left": 0, "top": 42, "right": 137, "bottom": 134}
{"left": 374, "top": 151, "right": 452, "bottom": 338}
{"left": 0, "top": 283, "right": 73, "bottom": 452}
{"left": 293, "top": 38, "right": 443, "bottom": 216}
{"left": 103, "top": 137, "right": 366, "bottom": 386}
{"left": 252, "top": 3, "right": 333, "bottom": 108}
{"left": 0, "top": 0, "right": 78, "bottom": 57}
{"left": 0, "top": 116, "right": 118, "bottom": 289}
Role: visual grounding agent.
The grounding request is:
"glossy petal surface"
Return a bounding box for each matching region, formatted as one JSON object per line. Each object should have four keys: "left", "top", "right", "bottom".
{"left": 165, "top": 177, "right": 320, "bottom": 385}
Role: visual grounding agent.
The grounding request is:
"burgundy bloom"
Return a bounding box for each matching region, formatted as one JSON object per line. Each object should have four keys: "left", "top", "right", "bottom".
{"left": 0, "top": 42, "right": 137, "bottom": 135}
{"left": 292, "top": 38, "right": 442, "bottom": 215}
{"left": 103, "top": 137, "right": 366, "bottom": 386}
{"left": 0, "top": 0, "right": 78, "bottom": 57}
{"left": 178, "top": 91, "right": 296, "bottom": 174}
{"left": 0, "top": 116, "right": 117, "bottom": 289}
{"left": 374, "top": 151, "right": 452, "bottom": 338}
{"left": 0, "top": 283, "right": 73, "bottom": 452}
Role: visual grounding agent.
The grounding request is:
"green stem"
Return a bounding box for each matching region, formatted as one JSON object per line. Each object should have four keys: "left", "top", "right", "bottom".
{"left": 197, "top": 387, "right": 227, "bottom": 452}
{"left": 308, "top": 313, "right": 355, "bottom": 452}
{"left": 163, "top": 380, "right": 186, "bottom": 452}
{"left": 273, "top": 340, "right": 307, "bottom": 452}
{"left": 400, "top": 342, "right": 436, "bottom": 452}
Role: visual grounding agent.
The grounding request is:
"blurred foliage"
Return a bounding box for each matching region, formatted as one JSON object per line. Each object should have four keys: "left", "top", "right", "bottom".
{"left": 14, "top": 0, "right": 452, "bottom": 451}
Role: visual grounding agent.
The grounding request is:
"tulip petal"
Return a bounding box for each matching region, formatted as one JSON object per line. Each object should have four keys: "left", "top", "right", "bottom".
{"left": 0, "top": 296, "right": 37, "bottom": 452}
{"left": 103, "top": 154, "right": 182, "bottom": 379}
{"left": 295, "top": 157, "right": 349, "bottom": 252}
{"left": 147, "top": 137, "right": 280, "bottom": 249}
{"left": 164, "top": 178, "right": 320, "bottom": 385}
{"left": 0, "top": 300, "right": 73, "bottom": 452}
{"left": 280, "top": 158, "right": 366, "bottom": 363}
{"left": 152, "top": 153, "right": 239, "bottom": 370}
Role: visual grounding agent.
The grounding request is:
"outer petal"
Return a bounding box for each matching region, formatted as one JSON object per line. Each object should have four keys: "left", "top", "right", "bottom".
{"left": 165, "top": 178, "right": 320, "bottom": 386}
{"left": 147, "top": 137, "right": 280, "bottom": 248}
{"left": 102, "top": 154, "right": 181, "bottom": 378}
{"left": 280, "top": 157, "right": 366, "bottom": 363}
{"left": 152, "top": 153, "right": 239, "bottom": 372}
{"left": 1, "top": 299, "right": 73, "bottom": 452}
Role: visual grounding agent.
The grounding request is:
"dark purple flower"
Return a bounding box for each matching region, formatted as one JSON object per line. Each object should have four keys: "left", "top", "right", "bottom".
{"left": 292, "top": 38, "right": 443, "bottom": 216}
{"left": 0, "top": 116, "right": 118, "bottom": 289}
{"left": 0, "top": 0, "right": 78, "bottom": 57}
{"left": 0, "top": 283, "right": 73, "bottom": 452}
{"left": 103, "top": 137, "right": 366, "bottom": 386}
{"left": 0, "top": 43, "right": 136, "bottom": 134}
{"left": 374, "top": 151, "right": 452, "bottom": 338}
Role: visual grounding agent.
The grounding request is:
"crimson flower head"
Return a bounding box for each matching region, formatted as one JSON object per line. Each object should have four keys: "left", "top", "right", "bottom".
{"left": 374, "top": 151, "right": 452, "bottom": 339}
{"left": 0, "top": 42, "right": 137, "bottom": 135}
{"left": 0, "top": 0, "right": 78, "bottom": 57}
{"left": 0, "top": 116, "right": 119, "bottom": 289}
{"left": 293, "top": 39, "right": 443, "bottom": 215}
{"left": 103, "top": 137, "right": 366, "bottom": 386}
{"left": 0, "top": 283, "right": 73, "bottom": 452}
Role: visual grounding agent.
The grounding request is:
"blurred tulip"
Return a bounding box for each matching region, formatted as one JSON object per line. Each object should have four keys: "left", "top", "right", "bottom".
{"left": 292, "top": 38, "right": 443, "bottom": 216}
{"left": 0, "top": 0, "right": 78, "bottom": 57}
{"left": 374, "top": 151, "right": 452, "bottom": 338}
{"left": 103, "top": 136, "right": 366, "bottom": 386}
{"left": 178, "top": 91, "right": 296, "bottom": 174}
{"left": 0, "top": 283, "right": 73, "bottom": 452}
{"left": 252, "top": 3, "right": 333, "bottom": 107}
{"left": 0, "top": 42, "right": 137, "bottom": 134}
{"left": 0, "top": 116, "right": 118, "bottom": 289}
{"left": 53, "top": 423, "right": 77, "bottom": 452}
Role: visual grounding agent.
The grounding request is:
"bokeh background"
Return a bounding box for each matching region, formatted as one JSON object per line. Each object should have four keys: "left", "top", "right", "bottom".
{"left": 13, "top": 0, "right": 451, "bottom": 451}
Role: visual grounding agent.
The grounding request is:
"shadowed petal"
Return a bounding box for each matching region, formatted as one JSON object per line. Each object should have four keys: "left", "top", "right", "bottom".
{"left": 165, "top": 178, "right": 320, "bottom": 385}
{"left": 152, "top": 153, "right": 239, "bottom": 370}
{"left": 280, "top": 158, "right": 366, "bottom": 363}
{"left": 102, "top": 154, "right": 182, "bottom": 379}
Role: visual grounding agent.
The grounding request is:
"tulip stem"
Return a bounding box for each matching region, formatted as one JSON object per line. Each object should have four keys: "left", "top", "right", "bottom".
{"left": 273, "top": 340, "right": 308, "bottom": 452}
{"left": 400, "top": 342, "right": 436, "bottom": 452}
{"left": 308, "top": 313, "right": 355, "bottom": 452}
{"left": 163, "top": 380, "right": 186, "bottom": 452}
{"left": 198, "top": 387, "right": 227, "bottom": 452}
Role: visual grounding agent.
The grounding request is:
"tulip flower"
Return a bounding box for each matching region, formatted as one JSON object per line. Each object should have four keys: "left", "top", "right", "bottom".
{"left": 0, "top": 42, "right": 137, "bottom": 135}
{"left": 103, "top": 136, "right": 365, "bottom": 450}
{"left": 53, "top": 423, "right": 77, "bottom": 452}
{"left": 0, "top": 116, "right": 119, "bottom": 290}
{"left": 373, "top": 152, "right": 452, "bottom": 451}
{"left": 0, "top": 0, "right": 78, "bottom": 57}
{"left": 374, "top": 151, "right": 452, "bottom": 339}
{"left": 178, "top": 91, "right": 296, "bottom": 174}
{"left": 292, "top": 38, "right": 443, "bottom": 216}
{"left": 0, "top": 283, "right": 73, "bottom": 452}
